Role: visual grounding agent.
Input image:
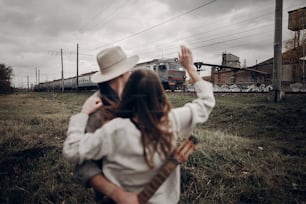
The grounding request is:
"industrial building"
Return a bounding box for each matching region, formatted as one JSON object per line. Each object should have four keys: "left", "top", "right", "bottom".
{"left": 204, "top": 6, "right": 306, "bottom": 92}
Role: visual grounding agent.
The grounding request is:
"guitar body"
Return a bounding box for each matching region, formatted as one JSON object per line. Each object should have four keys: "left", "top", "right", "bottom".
{"left": 138, "top": 135, "right": 198, "bottom": 204}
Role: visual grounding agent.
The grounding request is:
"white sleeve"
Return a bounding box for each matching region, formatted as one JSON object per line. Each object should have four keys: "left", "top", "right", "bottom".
{"left": 170, "top": 80, "right": 215, "bottom": 137}
{"left": 62, "top": 113, "right": 111, "bottom": 164}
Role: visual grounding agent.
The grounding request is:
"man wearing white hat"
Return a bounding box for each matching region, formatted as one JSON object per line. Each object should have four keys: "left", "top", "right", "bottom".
{"left": 75, "top": 46, "right": 139, "bottom": 204}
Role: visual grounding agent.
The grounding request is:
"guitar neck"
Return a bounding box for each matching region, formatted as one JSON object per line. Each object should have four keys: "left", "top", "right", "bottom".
{"left": 138, "top": 158, "right": 178, "bottom": 204}
{"left": 137, "top": 135, "right": 198, "bottom": 204}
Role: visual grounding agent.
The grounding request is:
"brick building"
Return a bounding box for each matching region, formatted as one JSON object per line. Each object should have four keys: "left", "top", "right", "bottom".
{"left": 205, "top": 6, "right": 306, "bottom": 92}
{"left": 206, "top": 45, "right": 305, "bottom": 92}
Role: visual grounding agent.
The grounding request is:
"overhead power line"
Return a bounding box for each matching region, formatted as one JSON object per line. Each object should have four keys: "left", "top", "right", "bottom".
{"left": 75, "top": 1, "right": 133, "bottom": 45}
{"left": 47, "top": 50, "right": 94, "bottom": 57}
{"left": 125, "top": 1, "right": 305, "bottom": 61}
{"left": 90, "top": 0, "right": 133, "bottom": 30}
{"left": 136, "top": 22, "right": 274, "bottom": 56}
{"left": 77, "top": 2, "right": 114, "bottom": 32}
{"left": 92, "top": 0, "right": 216, "bottom": 51}
{"left": 145, "top": 29, "right": 274, "bottom": 60}
{"left": 119, "top": 1, "right": 305, "bottom": 57}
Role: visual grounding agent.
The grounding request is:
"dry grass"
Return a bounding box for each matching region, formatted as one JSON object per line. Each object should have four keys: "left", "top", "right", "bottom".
{"left": 169, "top": 93, "right": 306, "bottom": 203}
{"left": 0, "top": 92, "right": 95, "bottom": 203}
{"left": 0, "top": 92, "right": 305, "bottom": 203}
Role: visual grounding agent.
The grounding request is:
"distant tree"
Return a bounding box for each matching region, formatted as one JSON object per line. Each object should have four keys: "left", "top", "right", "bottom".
{"left": 0, "top": 64, "right": 13, "bottom": 94}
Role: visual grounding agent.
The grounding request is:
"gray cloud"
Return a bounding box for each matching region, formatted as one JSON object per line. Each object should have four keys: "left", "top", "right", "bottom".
{"left": 0, "top": 0, "right": 305, "bottom": 87}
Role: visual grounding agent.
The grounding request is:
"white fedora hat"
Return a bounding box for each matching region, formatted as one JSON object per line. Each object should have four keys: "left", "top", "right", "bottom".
{"left": 91, "top": 46, "right": 139, "bottom": 83}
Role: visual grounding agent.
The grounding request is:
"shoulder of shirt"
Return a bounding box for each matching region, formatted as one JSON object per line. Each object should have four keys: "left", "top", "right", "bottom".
{"left": 98, "top": 118, "right": 138, "bottom": 141}
{"left": 102, "top": 117, "right": 133, "bottom": 130}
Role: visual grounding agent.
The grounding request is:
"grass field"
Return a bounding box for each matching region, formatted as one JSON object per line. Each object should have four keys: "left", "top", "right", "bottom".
{"left": 0, "top": 92, "right": 305, "bottom": 203}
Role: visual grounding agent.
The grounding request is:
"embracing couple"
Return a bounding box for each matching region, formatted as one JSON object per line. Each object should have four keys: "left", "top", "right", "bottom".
{"left": 63, "top": 45, "right": 215, "bottom": 204}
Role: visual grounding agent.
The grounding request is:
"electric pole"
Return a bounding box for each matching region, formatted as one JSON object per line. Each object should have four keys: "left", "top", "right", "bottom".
{"left": 76, "top": 43, "right": 79, "bottom": 92}
{"left": 38, "top": 69, "right": 40, "bottom": 91}
{"left": 27, "top": 75, "right": 29, "bottom": 91}
{"left": 61, "top": 48, "right": 64, "bottom": 92}
{"left": 36, "top": 67, "right": 38, "bottom": 85}
{"left": 272, "top": 0, "right": 283, "bottom": 102}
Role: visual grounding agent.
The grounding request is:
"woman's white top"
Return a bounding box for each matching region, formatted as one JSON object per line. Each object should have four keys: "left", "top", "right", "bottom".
{"left": 63, "top": 80, "right": 215, "bottom": 204}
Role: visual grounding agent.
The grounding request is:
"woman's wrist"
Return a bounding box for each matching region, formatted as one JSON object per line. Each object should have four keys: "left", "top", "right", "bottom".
{"left": 188, "top": 68, "right": 201, "bottom": 83}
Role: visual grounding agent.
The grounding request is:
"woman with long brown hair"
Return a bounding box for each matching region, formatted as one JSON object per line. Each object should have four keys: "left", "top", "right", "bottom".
{"left": 63, "top": 46, "right": 215, "bottom": 203}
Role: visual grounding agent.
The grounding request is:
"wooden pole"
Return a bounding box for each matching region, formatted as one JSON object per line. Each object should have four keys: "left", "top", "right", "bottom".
{"left": 27, "top": 75, "right": 29, "bottom": 91}
{"left": 61, "top": 48, "right": 64, "bottom": 92}
{"left": 76, "top": 44, "right": 79, "bottom": 92}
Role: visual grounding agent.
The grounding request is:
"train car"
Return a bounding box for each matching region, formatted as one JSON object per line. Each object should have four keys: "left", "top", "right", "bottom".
{"left": 34, "top": 80, "right": 60, "bottom": 92}
{"left": 77, "top": 72, "right": 98, "bottom": 90}
{"left": 64, "top": 77, "right": 75, "bottom": 90}
{"left": 134, "top": 58, "right": 186, "bottom": 91}
{"left": 34, "top": 59, "right": 186, "bottom": 92}
{"left": 34, "top": 71, "right": 98, "bottom": 91}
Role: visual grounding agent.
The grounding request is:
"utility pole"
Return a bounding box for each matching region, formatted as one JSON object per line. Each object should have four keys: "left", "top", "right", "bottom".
{"left": 76, "top": 43, "right": 79, "bottom": 92}
{"left": 61, "top": 48, "right": 64, "bottom": 92}
{"left": 272, "top": 0, "right": 283, "bottom": 102}
{"left": 38, "top": 69, "right": 40, "bottom": 91}
{"left": 303, "top": 44, "right": 305, "bottom": 88}
{"left": 27, "top": 75, "right": 29, "bottom": 91}
{"left": 36, "top": 67, "right": 38, "bottom": 85}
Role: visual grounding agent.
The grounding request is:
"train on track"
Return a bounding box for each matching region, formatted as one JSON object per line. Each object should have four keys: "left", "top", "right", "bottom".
{"left": 34, "top": 58, "right": 186, "bottom": 92}
{"left": 134, "top": 58, "right": 186, "bottom": 91}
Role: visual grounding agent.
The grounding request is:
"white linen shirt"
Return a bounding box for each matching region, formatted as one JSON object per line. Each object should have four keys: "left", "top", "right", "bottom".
{"left": 63, "top": 80, "right": 215, "bottom": 204}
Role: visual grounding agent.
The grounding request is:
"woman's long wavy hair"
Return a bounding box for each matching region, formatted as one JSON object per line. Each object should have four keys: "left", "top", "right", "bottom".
{"left": 116, "top": 69, "right": 173, "bottom": 169}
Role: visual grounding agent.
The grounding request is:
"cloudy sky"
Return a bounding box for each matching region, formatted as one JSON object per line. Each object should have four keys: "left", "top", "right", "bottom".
{"left": 0, "top": 0, "right": 305, "bottom": 87}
